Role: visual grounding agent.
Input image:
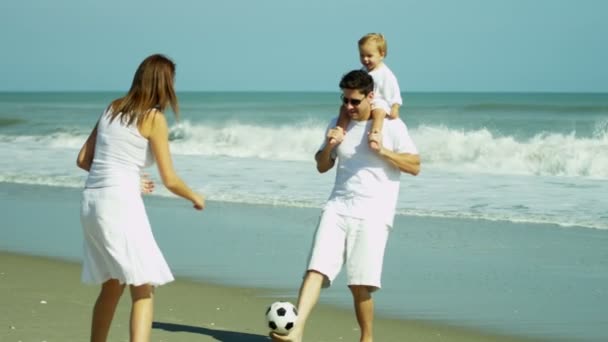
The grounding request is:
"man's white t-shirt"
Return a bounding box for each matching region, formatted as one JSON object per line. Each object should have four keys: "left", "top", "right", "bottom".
{"left": 319, "top": 117, "right": 417, "bottom": 227}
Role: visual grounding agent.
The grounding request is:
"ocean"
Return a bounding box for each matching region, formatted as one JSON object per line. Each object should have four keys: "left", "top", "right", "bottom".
{"left": 1, "top": 91, "right": 607, "bottom": 341}
{"left": 1, "top": 91, "right": 607, "bottom": 229}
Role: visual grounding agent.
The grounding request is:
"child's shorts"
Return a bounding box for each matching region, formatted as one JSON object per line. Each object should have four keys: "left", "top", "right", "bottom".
{"left": 306, "top": 209, "right": 390, "bottom": 291}
{"left": 371, "top": 99, "right": 391, "bottom": 116}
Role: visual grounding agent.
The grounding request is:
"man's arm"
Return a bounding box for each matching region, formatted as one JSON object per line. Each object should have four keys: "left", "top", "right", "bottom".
{"left": 315, "top": 127, "right": 344, "bottom": 173}
{"left": 315, "top": 147, "right": 335, "bottom": 173}
{"left": 368, "top": 130, "right": 420, "bottom": 176}
{"left": 378, "top": 148, "right": 420, "bottom": 176}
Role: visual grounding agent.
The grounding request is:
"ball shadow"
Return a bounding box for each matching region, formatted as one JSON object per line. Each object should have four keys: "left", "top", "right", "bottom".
{"left": 153, "top": 321, "right": 270, "bottom": 341}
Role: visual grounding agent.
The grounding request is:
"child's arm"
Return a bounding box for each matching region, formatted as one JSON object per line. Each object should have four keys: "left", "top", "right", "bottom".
{"left": 389, "top": 103, "right": 400, "bottom": 119}
{"left": 336, "top": 105, "right": 350, "bottom": 131}
{"left": 368, "top": 108, "right": 387, "bottom": 150}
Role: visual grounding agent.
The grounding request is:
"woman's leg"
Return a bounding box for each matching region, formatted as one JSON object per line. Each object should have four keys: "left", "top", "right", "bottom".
{"left": 129, "top": 284, "right": 154, "bottom": 342}
{"left": 91, "top": 279, "right": 125, "bottom": 342}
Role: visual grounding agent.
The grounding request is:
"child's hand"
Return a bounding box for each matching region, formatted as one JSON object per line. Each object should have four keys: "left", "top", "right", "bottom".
{"left": 328, "top": 126, "right": 345, "bottom": 146}
{"left": 389, "top": 109, "right": 399, "bottom": 119}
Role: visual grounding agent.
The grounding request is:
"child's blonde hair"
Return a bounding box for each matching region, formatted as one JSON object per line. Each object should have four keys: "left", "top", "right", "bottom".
{"left": 358, "top": 33, "right": 387, "bottom": 57}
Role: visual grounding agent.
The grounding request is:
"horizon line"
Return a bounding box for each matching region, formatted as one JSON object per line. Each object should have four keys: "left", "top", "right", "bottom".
{"left": 0, "top": 90, "right": 607, "bottom": 95}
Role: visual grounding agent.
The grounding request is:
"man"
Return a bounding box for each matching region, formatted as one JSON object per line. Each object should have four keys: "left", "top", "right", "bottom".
{"left": 272, "top": 69, "right": 420, "bottom": 342}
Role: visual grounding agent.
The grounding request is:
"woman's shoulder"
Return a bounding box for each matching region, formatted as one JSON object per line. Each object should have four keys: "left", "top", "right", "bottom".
{"left": 138, "top": 108, "right": 168, "bottom": 138}
{"left": 144, "top": 108, "right": 166, "bottom": 123}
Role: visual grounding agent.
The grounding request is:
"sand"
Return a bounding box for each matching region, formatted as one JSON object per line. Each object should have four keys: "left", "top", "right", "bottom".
{"left": 0, "top": 251, "right": 536, "bottom": 342}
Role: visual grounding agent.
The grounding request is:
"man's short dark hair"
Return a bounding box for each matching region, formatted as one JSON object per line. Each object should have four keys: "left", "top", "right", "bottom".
{"left": 339, "top": 70, "right": 374, "bottom": 95}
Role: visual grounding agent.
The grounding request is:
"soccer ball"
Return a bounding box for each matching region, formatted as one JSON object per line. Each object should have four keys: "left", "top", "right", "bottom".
{"left": 265, "top": 301, "right": 298, "bottom": 335}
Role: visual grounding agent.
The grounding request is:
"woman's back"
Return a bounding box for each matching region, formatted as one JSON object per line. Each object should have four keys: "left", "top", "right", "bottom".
{"left": 85, "top": 108, "right": 154, "bottom": 190}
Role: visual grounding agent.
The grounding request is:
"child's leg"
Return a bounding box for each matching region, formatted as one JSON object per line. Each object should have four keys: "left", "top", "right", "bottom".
{"left": 349, "top": 285, "right": 374, "bottom": 342}
{"left": 336, "top": 105, "right": 350, "bottom": 131}
{"left": 369, "top": 108, "right": 386, "bottom": 149}
{"left": 91, "top": 279, "right": 125, "bottom": 342}
{"left": 129, "top": 284, "right": 155, "bottom": 342}
{"left": 331, "top": 106, "right": 350, "bottom": 144}
{"left": 388, "top": 104, "right": 400, "bottom": 120}
{"left": 271, "top": 270, "right": 325, "bottom": 342}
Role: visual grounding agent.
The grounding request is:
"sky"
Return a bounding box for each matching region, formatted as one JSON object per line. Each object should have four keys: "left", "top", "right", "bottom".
{"left": 0, "top": 0, "right": 607, "bottom": 92}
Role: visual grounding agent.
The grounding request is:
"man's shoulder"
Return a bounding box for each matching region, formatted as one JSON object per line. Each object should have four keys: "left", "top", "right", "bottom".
{"left": 384, "top": 117, "right": 407, "bottom": 131}
{"left": 327, "top": 116, "right": 339, "bottom": 127}
{"left": 382, "top": 118, "right": 408, "bottom": 139}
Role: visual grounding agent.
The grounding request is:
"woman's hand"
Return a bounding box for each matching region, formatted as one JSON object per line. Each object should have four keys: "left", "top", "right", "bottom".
{"left": 140, "top": 173, "right": 155, "bottom": 194}
{"left": 192, "top": 193, "right": 205, "bottom": 210}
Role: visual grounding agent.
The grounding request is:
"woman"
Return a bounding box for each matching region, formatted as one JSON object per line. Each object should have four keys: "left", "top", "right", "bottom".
{"left": 77, "top": 54, "right": 204, "bottom": 342}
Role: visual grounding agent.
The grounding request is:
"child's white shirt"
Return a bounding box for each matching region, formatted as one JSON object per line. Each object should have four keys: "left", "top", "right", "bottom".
{"left": 368, "top": 63, "right": 402, "bottom": 115}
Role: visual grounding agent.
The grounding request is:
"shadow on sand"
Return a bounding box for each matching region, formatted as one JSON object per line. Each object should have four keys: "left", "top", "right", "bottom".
{"left": 153, "top": 321, "right": 270, "bottom": 342}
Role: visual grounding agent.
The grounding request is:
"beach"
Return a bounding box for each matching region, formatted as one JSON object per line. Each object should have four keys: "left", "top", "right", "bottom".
{"left": 1, "top": 91, "right": 608, "bottom": 341}
{"left": 2, "top": 182, "right": 607, "bottom": 341}
{"left": 0, "top": 183, "right": 542, "bottom": 342}
{"left": 1, "top": 252, "right": 534, "bottom": 342}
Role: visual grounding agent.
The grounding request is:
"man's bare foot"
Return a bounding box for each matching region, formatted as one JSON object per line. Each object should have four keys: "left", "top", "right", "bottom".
{"left": 270, "top": 326, "right": 303, "bottom": 342}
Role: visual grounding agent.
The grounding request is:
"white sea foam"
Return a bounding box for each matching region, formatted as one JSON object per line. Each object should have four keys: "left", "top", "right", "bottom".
{"left": 415, "top": 124, "right": 608, "bottom": 178}
{"left": 1, "top": 165, "right": 606, "bottom": 230}
{"left": 4, "top": 120, "right": 608, "bottom": 178}
{"left": 2, "top": 92, "right": 607, "bottom": 236}
{"left": 0, "top": 174, "right": 84, "bottom": 188}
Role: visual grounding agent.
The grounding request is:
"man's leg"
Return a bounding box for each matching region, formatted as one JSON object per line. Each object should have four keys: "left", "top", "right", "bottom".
{"left": 271, "top": 270, "right": 325, "bottom": 342}
{"left": 273, "top": 210, "right": 344, "bottom": 341}
{"left": 349, "top": 285, "right": 374, "bottom": 342}
{"left": 345, "top": 218, "right": 389, "bottom": 342}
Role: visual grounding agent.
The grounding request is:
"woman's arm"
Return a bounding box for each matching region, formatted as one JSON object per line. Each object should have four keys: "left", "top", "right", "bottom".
{"left": 144, "top": 111, "right": 205, "bottom": 210}
{"left": 76, "top": 123, "right": 98, "bottom": 172}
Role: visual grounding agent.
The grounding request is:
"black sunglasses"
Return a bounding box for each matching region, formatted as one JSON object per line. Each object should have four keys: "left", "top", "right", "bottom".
{"left": 341, "top": 95, "right": 364, "bottom": 106}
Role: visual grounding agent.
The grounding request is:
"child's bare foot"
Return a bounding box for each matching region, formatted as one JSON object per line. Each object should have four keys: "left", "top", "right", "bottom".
{"left": 369, "top": 130, "right": 381, "bottom": 151}
{"left": 270, "top": 326, "right": 303, "bottom": 342}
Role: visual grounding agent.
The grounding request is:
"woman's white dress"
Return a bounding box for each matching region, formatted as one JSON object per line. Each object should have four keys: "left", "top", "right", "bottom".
{"left": 80, "top": 109, "right": 174, "bottom": 286}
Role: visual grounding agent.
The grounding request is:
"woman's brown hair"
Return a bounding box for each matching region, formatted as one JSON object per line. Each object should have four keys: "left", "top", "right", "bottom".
{"left": 109, "top": 54, "right": 179, "bottom": 126}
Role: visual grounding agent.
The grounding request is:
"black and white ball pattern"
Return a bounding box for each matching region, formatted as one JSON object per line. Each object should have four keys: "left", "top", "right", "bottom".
{"left": 265, "top": 301, "right": 298, "bottom": 335}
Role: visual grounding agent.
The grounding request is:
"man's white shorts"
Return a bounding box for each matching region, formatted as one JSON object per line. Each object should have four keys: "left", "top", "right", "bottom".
{"left": 306, "top": 209, "right": 390, "bottom": 291}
